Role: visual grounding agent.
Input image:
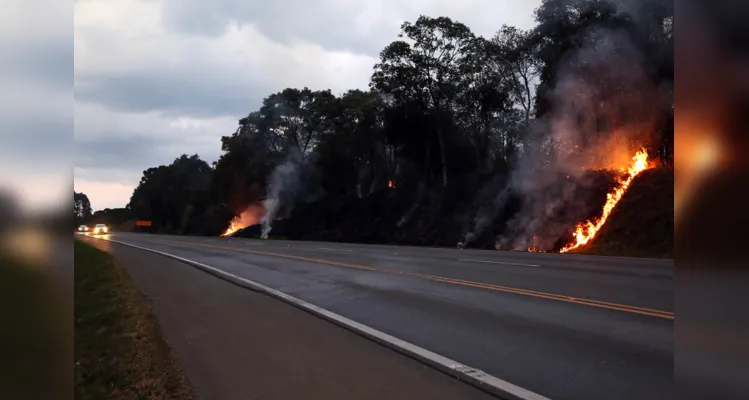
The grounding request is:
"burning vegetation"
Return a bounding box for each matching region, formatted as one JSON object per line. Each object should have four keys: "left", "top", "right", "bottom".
{"left": 560, "top": 149, "right": 652, "bottom": 253}
{"left": 119, "top": 3, "right": 671, "bottom": 259}
{"left": 220, "top": 204, "right": 264, "bottom": 237}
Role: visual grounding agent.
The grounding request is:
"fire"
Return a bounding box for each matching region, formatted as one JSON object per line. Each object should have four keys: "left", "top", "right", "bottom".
{"left": 528, "top": 235, "right": 541, "bottom": 252}
{"left": 220, "top": 217, "right": 243, "bottom": 237}
{"left": 220, "top": 204, "right": 264, "bottom": 237}
{"left": 560, "top": 149, "right": 651, "bottom": 253}
{"left": 388, "top": 180, "right": 394, "bottom": 188}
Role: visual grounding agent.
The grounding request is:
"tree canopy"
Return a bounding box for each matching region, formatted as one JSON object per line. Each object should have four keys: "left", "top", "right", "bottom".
{"left": 117, "top": 1, "right": 673, "bottom": 249}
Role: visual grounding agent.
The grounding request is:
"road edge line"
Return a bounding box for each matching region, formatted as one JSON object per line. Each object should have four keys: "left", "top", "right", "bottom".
{"left": 95, "top": 236, "right": 551, "bottom": 400}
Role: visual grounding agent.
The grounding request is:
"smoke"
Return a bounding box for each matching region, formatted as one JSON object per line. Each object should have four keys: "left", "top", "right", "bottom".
{"left": 460, "top": 22, "right": 666, "bottom": 251}
{"left": 235, "top": 204, "right": 265, "bottom": 227}
{"left": 500, "top": 26, "right": 662, "bottom": 251}
{"left": 459, "top": 178, "right": 510, "bottom": 248}
{"left": 260, "top": 148, "right": 304, "bottom": 239}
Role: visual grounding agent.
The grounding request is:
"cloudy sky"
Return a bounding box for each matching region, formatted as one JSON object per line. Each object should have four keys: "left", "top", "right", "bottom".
{"left": 73, "top": 0, "right": 541, "bottom": 211}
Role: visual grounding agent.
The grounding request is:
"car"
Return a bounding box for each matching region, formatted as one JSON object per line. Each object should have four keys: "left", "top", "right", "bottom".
{"left": 92, "top": 224, "right": 109, "bottom": 235}
{"left": 77, "top": 225, "right": 89, "bottom": 232}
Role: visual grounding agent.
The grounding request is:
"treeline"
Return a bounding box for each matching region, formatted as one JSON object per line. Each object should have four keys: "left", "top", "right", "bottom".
{"left": 92, "top": 0, "right": 674, "bottom": 247}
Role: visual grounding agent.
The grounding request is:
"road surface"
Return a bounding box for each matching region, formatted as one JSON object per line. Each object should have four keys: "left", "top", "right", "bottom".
{"left": 81, "top": 236, "right": 498, "bottom": 400}
{"left": 82, "top": 232, "right": 673, "bottom": 400}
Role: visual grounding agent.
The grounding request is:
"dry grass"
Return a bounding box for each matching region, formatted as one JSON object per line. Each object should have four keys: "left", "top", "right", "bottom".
{"left": 74, "top": 240, "right": 194, "bottom": 400}
{"left": 575, "top": 167, "right": 674, "bottom": 258}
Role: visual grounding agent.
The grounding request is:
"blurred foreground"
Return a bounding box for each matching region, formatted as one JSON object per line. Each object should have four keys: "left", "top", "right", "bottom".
{"left": 0, "top": 206, "right": 72, "bottom": 400}
{"left": 675, "top": 1, "right": 749, "bottom": 399}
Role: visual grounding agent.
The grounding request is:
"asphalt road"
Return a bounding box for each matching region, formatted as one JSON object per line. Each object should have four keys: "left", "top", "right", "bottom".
{"left": 84, "top": 232, "right": 673, "bottom": 400}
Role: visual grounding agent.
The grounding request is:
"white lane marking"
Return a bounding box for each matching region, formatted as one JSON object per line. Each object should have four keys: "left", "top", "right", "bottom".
{"left": 316, "top": 247, "right": 353, "bottom": 252}
{"left": 91, "top": 235, "right": 551, "bottom": 400}
{"left": 459, "top": 259, "right": 541, "bottom": 267}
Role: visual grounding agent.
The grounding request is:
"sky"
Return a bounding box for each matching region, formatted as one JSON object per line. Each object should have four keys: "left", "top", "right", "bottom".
{"left": 0, "top": 1, "right": 72, "bottom": 213}
{"left": 72, "top": 0, "right": 542, "bottom": 211}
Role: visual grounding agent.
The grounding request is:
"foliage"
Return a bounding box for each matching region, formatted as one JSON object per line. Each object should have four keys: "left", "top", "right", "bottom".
{"left": 74, "top": 192, "right": 92, "bottom": 226}
{"left": 120, "top": 1, "right": 673, "bottom": 251}
{"left": 126, "top": 154, "right": 223, "bottom": 234}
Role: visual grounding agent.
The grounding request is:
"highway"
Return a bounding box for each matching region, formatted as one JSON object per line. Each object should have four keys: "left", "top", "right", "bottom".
{"left": 85, "top": 232, "right": 673, "bottom": 400}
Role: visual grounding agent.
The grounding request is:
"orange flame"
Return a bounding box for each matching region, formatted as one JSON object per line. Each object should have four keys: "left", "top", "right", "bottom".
{"left": 388, "top": 180, "right": 394, "bottom": 188}
{"left": 560, "top": 149, "right": 651, "bottom": 253}
{"left": 528, "top": 235, "right": 541, "bottom": 252}
{"left": 220, "top": 204, "right": 264, "bottom": 237}
{"left": 221, "top": 217, "right": 243, "bottom": 237}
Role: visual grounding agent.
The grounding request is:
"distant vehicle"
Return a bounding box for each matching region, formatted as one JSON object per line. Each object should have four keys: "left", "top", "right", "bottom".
{"left": 92, "top": 224, "right": 108, "bottom": 235}
{"left": 78, "top": 225, "right": 89, "bottom": 232}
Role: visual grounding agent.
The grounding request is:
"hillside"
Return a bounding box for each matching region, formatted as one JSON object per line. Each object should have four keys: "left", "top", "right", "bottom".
{"left": 232, "top": 167, "right": 673, "bottom": 258}
{"left": 574, "top": 167, "right": 674, "bottom": 258}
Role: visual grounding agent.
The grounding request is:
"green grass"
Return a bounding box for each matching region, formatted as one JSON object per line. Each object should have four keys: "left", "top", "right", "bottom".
{"left": 74, "top": 240, "right": 193, "bottom": 400}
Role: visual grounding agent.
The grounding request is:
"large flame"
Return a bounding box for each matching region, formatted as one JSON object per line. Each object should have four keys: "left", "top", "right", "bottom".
{"left": 220, "top": 204, "right": 264, "bottom": 237}
{"left": 220, "top": 217, "right": 243, "bottom": 237}
{"left": 560, "top": 149, "right": 651, "bottom": 253}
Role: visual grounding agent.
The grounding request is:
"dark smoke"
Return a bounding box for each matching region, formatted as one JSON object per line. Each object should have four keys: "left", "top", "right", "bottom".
{"left": 499, "top": 26, "right": 660, "bottom": 251}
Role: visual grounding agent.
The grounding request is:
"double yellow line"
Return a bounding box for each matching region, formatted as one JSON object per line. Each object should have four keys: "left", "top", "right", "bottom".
{"left": 160, "top": 239, "right": 674, "bottom": 320}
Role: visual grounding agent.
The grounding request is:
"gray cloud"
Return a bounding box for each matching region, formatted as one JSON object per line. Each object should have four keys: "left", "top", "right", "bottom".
{"left": 71, "top": 0, "right": 540, "bottom": 209}
{"left": 75, "top": 135, "right": 171, "bottom": 170}
{"left": 76, "top": 73, "right": 267, "bottom": 118}
{"left": 6, "top": 41, "right": 73, "bottom": 89}
{"left": 161, "top": 0, "right": 398, "bottom": 55}
{"left": 0, "top": 0, "right": 73, "bottom": 211}
{"left": 160, "top": 0, "right": 540, "bottom": 57}
{"left": 2, "top": 35, "right": 73, "bottom": 164}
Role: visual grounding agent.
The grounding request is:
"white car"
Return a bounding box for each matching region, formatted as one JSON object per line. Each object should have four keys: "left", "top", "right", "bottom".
{"left": 92, "top": 224, "right": 109, "bottom": 235}
{"left": 77, "top": 225, "right": 89, "bottom": 232}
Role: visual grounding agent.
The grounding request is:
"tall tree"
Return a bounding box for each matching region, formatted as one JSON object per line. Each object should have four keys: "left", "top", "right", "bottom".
{"left": 74, "top": 192, "right": 92, "bottom": 223}
{"left": 371, "top": 16, "right": 476, "bottom": 187}
{"left": 492, "top": 25, "right": 540, "bottom": 153}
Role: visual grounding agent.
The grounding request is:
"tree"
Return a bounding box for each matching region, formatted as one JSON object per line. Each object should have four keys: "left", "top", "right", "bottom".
{"left": 492, "top": 26, "right": 540, "bottom": 154}
{"left": 371, "top": 16, "right": 477, "bottom": 187}
{"left": 74, "top": 192, "right": 92, "bottom": 224}
{"left": 529, "top": 0, "right": 673, "bottom": 163}
{"left": 455, "top": 37, "right": 515, "bottom": 170}
{"left": 127, "top": 155, "right": 213, "bottom": 233}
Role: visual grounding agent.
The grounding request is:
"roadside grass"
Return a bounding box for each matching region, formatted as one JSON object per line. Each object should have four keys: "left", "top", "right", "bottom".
{"left": 0, "top": 254, "right": 70, "bottom": 399}
{"left": 74, "top": 240, "right": 193, "bottom": 400}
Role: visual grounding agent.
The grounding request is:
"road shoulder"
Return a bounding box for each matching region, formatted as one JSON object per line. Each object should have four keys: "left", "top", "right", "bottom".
{"left": 82, "top": 236, "right": 497, "bottom": 400}
{"left": 74, "top": 240, "right": 194, "bottom": 399}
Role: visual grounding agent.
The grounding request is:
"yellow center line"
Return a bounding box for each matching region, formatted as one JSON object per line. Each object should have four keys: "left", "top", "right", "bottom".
{"left": 420, "top": 275, "right": 673, "bottom": 317}
{"left": 157, "top": 239, "right": 674, "bottom": 320}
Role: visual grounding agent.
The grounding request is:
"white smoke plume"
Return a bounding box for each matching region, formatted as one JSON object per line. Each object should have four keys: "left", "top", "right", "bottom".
{"left": 260, "top": 148, "right": 304, "bottom": 239}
